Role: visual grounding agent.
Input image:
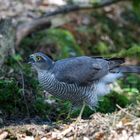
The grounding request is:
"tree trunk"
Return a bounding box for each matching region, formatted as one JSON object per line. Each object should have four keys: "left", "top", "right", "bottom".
{"left": 0, "top": 19, "right": 15, "bottom": 67}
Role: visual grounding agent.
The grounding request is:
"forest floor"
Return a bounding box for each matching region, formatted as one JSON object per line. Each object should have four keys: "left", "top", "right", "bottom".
{"left": 1, "top": 104, "right": 140, "bottom": 140}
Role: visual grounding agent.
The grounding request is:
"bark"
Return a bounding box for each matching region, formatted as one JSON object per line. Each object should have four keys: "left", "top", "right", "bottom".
{"left": 0, "top": 19, "right": 15, "bottom": 67}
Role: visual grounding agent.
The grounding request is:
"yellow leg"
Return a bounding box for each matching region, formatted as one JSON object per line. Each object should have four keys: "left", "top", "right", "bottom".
{"left": 66, "top": 105, "right": 72, "bottom": 119}
{"left": 75, "top": 102, "right": 86, "bottom": 123}
{"left": 73, "top": 102, "right": 86, "bottom": 139}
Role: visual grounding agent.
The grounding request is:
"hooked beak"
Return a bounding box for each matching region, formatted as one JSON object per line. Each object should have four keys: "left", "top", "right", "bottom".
{"left": 28, "top": 55, "right": 35, "bottom": 64}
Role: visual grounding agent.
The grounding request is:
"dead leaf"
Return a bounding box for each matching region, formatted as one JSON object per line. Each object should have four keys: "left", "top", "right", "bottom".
{"left": 0, "top": 131, "right": 8, "bottom": 140}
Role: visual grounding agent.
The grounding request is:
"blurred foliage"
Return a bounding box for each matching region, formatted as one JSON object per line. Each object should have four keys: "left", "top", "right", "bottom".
{"left": 20, "top": 28, "right": 84, "bottom": 59}
{"left": 1, "top": 1, "right": 140, "bottom": 122}
{"left": 0, "top": 55, "right": 43, "bottom": 118}
{"left": 94, "top": 42, "right": 109, "bottom": 55}
{"left": 97, "top": 92, "right": 130, "bottom": 113}
{"left": 133, "top": 0, "right": 140, "bottom": 17}
{"left": 122, "top": 44, "right": 140, "bottom": 58}
{"left": 46, "top": 29, "right": 84, "bottom": 58}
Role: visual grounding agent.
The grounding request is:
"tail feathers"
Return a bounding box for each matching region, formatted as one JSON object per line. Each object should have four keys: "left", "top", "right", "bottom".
{"left": 108, "top": 58, "right": 125, "bottom": 69}
{"left": 111, "top": 66, "right": 140, "bottom": 73}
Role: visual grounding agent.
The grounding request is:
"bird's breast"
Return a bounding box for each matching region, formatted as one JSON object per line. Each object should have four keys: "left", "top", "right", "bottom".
{"left": 38, "top": 72, "right": 87, "bottom": 101}
{"left": 37, "top": 71, "right": 122, "bottom": 108}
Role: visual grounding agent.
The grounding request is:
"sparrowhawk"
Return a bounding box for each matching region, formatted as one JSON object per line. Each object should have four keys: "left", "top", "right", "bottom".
{"left": 29, "top": 52, "right": 140, "bottom": 110}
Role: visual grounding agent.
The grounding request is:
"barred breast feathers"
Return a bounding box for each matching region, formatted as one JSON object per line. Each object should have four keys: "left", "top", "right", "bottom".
{"left": 38, "top": 71, "right": 123, "bottom": 108}
{"left": 38, "top": 71, "right": 84, "bottom": 99}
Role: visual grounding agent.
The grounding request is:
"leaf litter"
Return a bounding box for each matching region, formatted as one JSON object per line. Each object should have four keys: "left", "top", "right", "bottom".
{"left": 0, "top": 103, "right": 140, "bottom": 140}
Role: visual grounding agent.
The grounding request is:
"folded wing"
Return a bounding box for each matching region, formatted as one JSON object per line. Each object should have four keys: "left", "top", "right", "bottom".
{"left": 52, "top": 56, "right": 124, "bottom": 86}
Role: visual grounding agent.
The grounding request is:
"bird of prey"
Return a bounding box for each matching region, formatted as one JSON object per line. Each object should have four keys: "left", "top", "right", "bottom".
{"left": 29, "top": 52, "right": 140, "bottom": 118}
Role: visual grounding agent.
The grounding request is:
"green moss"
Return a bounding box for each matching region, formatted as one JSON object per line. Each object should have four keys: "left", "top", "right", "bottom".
{"left": 97, "top": 92, "right": 130, "bottom": 113}
{"left": 126, "top": 44, "right": 140, "bottom": 58}
{"left": 46, "top": 29, "right": 84, "bottom": 58}
{"left": 133, "top": 0, "right": 140, "bottom": 18}
{"left": 95, "top": 42, "right": 109, "bottom": 55}
{"left": 0, "top": 79, "right": 21, "bottom": 115}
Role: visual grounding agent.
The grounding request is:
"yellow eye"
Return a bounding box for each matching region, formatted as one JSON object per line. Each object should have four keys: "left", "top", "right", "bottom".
{"left": 36, "top": 56, "right": 42, "bottom": 61}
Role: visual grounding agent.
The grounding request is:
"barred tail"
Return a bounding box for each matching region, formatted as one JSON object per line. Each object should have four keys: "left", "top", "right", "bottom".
{"left": 111, "top": 66, "right": 140, "bottom": 73}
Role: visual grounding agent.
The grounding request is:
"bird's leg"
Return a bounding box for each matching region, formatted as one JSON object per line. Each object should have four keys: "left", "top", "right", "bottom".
{"left": 66, "top": 104, "right": 73, "bottom": 119}
{"left": 73, "top": 102, "right": 86, "bottom": 139}
{"left": 66, "top": 103, "right": 78, "bottom": 119}
{"left": 75, "top": 102, "right": 86, "bottom": 123}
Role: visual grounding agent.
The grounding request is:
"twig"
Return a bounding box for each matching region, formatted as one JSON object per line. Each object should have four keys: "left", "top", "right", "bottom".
{"left": 15, "top": 59, "right": 30, "bottom": 117}
{"left": 112, "top": 113, "right": 117, "bottom": 127}
{"left": 116, "top": 104, "right": 136, "bottom": 118}
{"left": 60, "top": 125, "right": 74, "bottom": 137}
{"left": 44, "top": 0, "right": 127, "bottom": 17}
{"left": 20, "top": 70, "right": 30, "bottom": 118}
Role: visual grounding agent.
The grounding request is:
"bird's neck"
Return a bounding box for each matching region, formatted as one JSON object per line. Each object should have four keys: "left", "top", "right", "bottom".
{"left": 34, "top": 61, "right": 54, "bottom": 72}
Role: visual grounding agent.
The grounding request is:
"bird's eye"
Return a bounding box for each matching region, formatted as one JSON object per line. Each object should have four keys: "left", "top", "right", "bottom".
{"left": 36, "top": 56, "right": 42, "bottom": 61}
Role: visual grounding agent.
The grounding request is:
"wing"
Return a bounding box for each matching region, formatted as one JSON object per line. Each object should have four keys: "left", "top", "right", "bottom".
{"left": 52, "top": 56, "right": 124, "bottom": 86}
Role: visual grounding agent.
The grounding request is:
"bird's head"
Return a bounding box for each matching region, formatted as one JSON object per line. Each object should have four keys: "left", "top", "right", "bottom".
{"left": 29, "top": 52, "right": 54, "bottom": 71}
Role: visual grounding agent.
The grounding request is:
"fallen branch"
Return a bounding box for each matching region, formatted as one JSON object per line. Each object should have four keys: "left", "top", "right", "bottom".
{"left": 44, "top": 0, "right": 127, "bottom": 17}
{"left": 16, "top": 15, "right": 71, "bottom": 47}
{"left": 16, "top": 18, "right": 51, "bottom": 47}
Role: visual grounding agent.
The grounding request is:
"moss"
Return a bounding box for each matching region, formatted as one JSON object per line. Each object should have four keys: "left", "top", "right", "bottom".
{"left": 0, "top": 79, "right": 21, "bottom": 116}
{"left": 94, "top": 42, "right": 109, "bottom": 55}
{"left": 45, "top": 29, "right": 85, "bottom": 58}
{"left": 126, "top": 44, "right": 140, "bottom": 58}
{"left": 97, "top": 92, "right": 130, "bottom": 113}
